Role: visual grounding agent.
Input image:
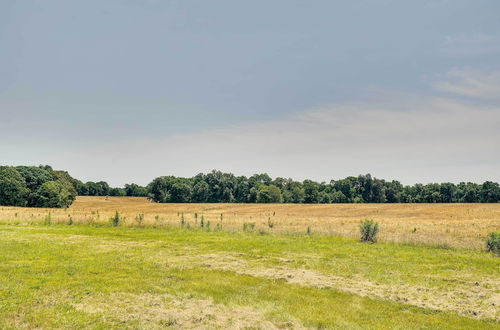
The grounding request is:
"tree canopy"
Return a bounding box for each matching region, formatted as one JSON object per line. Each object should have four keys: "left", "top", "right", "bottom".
{"left": 144, "top": 171, "right": 500, "bottom": 204}
{"left": 1, "top": 167, "right": 499, "bottom": 207}
{"left": 0, "top": 165, "right": 76, "bottom": 208}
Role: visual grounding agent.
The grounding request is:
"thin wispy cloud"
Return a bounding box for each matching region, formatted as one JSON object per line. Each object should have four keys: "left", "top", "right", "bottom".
{"left": 433, "top": 68, "right": 500, "bottom": 99}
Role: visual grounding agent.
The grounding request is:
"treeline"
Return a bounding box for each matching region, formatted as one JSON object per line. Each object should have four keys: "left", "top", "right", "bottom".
{"left": 1, "top": 167, "right": 499, "bottom": 208}
{"left": 0, "top": 165, "right": 77, "bottom": 208}
{"left": 0, "top": 165, "right": 148, "bottom": 209}
{"left": 146, "top": 171, "right": 500, "bottom": 204}
{"left": 76, "top": 182, "right": 148, "bottom": 197}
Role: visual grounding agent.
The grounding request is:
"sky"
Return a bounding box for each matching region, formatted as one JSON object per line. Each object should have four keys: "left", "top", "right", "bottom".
{"left": 1, "top": 0, "right": 499, "bottom": 186}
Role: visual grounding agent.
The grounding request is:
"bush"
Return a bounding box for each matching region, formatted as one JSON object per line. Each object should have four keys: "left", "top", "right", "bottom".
{"left": 110, "top": 211, "right": 121, "bottom": 227}
{"left": 359, "top": 219, "right": 379, "bottom": 243}
{"left": 486, "top": 232, "right": 500, "bottom": 255}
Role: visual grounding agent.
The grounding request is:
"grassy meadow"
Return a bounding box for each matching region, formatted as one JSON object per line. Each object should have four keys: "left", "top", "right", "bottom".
{"left": 0, "top": 197, "right": 499, "bottom": 329}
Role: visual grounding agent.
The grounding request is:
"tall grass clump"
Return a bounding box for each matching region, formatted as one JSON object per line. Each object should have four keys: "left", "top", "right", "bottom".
{"left": 110, "top": 211, "right": 121, "bottom": 227}
{"left": 43, "top": 213, "right": 52, "bottom": 225}
{"left": 486, "top": 232, "right": 500, "bottom": 255}
{"left": 243, "top": 222, "right": 256, "bottom": 232}
{"left": 135, "top": 213, "right": 145, "bottom": 227}
{"left": 180, "top": 213, "right": 185, "bottom": 228}
{"left": 359, "top": 219, "right": 379, "bottom": 243}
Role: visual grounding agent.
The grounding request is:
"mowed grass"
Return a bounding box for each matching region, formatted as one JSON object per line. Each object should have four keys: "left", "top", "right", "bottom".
{"left": 1, "top": 196, "right": 500, "bottom": 249}
{"left": 0, "top": 224, "right": 499, "bottom": 329}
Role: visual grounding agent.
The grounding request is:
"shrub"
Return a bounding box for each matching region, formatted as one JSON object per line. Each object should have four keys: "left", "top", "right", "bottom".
{"left": 110, "top": 211, "right": 121, "bottom": 227}
{"left": 486, "top": 232, "right": 500, "bottom": 255}
{"left": 359, "top": 219, "right": 379, "bottom": 243}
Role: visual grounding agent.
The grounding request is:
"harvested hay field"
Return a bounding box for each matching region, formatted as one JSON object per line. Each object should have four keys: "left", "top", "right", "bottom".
{"left": 1, "top": 196, "right": 499, "bottom": 249}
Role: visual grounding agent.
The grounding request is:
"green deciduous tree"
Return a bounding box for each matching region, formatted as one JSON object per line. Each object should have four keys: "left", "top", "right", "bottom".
{"left": 0, "top": 167, "right": 29, "bottom": 206}
{"left": 256, "top": 185, "right": 283, "bottom": 203}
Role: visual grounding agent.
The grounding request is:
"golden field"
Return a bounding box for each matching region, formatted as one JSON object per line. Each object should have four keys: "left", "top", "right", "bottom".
{"left": 1, "top": 196, "right": 499, "bottom": 249}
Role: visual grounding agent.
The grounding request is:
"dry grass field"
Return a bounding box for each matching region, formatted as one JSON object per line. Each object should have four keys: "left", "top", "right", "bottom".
{"left": 1, "top": 196, "right": 499, "bottom": 249}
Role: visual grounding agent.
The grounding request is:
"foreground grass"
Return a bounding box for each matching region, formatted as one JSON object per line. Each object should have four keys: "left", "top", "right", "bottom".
{"left": 0, "top": 224, "right": 498, "bottom": 329}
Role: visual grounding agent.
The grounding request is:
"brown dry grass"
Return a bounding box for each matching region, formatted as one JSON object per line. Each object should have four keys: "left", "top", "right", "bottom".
{"left": 1, "top": 196, "right": 499, "bottom": 249}
{"left": 73, "top": 292, "right": 291, "bottom": 329}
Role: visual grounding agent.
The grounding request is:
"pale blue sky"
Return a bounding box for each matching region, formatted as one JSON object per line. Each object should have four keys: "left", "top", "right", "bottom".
{"left": 1, "top": 0, "right": 500, "bottom": 185}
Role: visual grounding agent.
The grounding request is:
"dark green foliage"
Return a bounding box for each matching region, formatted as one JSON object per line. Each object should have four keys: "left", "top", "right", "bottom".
{"left": 124, "top": 183, "right": 148, "bottom": 197}
{"left": 109, "top": 188, "right": 126, "bottom": 196}
{"left": 0, "top": 165, "right": 76, "bottom": 208}
{"left": 147, "top": 171, "right": 500, "bottom": 204}
{"left": 15, "top": 166, "right": 54, "bottom": 192}
{"left": 2, "top": 166, "right": 499, "bottom": 206}
{"left": 147, "top": 176, "right": 192, "bottom": 203}
{"left": 486, "top": 232, "right": 500, "bottom": 255}
{"left": 256, "top": 185, "right": 283, "bottom": 203}
{"left": 77, "top": 181, "right": 111, "bottom": 196}
{"left": 0, "top": 167, "right": 29, "bottom": 206}
{"left": 32, "top": 181, "right": 76, "bottom": 208}
{"left": 359, "top": 220, "right": 379, "bottom": 243}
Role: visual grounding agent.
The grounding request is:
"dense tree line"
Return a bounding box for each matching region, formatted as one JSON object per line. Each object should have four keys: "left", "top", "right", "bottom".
{"left": 75, "top": 182, "right": 148, "bottom": 197}
{"left": 0, "top": 165, "right": 77, "bottom": 208}
{"left": 0, "top": 165, "right": 150, "bottom": 208}
{"left": 1, "top": 167, "right": 499, "bottom": 208}
{"left": 146, "top": 171, "right": 500, "bottom": 204}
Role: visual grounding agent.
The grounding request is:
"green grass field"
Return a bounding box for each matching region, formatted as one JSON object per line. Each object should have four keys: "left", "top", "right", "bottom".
{"left": 0, "top": 224, "right": 498, "bottom": 329}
